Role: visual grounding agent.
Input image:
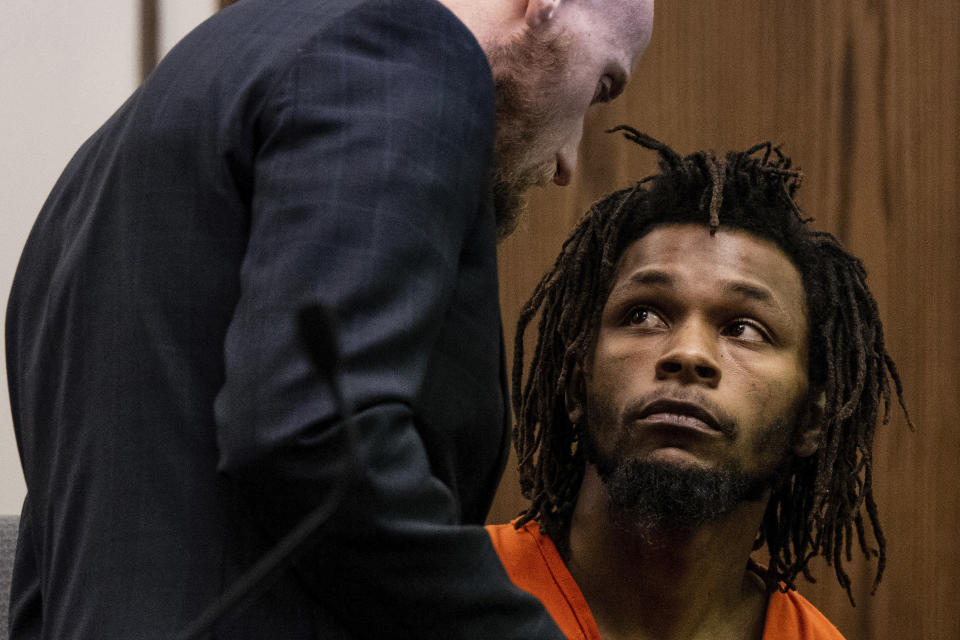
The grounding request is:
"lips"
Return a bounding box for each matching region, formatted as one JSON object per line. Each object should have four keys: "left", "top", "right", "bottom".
{"left": 633, "top": 398, "right": 727, "bottom": 436}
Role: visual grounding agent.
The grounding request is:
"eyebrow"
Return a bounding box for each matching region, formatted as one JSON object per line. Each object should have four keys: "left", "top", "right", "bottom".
{"left": 623, "top": 270, "right": 672, "bottom": 289}
{"left": 604, "top": 269, "right": 674, "bottom": 301}
{"left": 617, "top": 269, "right": 782, "bottom": 311}
{"left": 722, "top": 281, "right": 775, "bottom": 306}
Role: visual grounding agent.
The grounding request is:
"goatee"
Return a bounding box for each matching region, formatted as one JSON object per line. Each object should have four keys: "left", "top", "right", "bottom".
{"left": 582, "top": 427, "right": 788, "bottom": 537}
{"left": 490, "top": 163, "right": 555, "bottom": 241}
{"left": 593, "top": 456, "right": 773, "bottom": 535}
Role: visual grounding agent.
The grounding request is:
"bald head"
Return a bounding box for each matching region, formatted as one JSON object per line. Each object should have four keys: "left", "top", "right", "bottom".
{"left": 439, "top": 0, "right": 655, "bottom": 237}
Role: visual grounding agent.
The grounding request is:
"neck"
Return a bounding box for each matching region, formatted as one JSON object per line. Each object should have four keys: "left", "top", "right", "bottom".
{"left": 565, "top": 466, "right": 770, "bottom": 640}
{"left": 434, "top": 0, "right": 527, "bottom": 54}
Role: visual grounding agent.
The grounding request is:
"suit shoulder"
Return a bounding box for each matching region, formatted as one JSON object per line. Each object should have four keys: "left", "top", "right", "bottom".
{"left": 317, "top": 0, "right": 493, "bottom": 104}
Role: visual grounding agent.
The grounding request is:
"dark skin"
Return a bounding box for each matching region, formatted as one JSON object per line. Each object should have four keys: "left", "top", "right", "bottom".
{"left": 567, "top": 467, "right": 769, "bottom": 640}
{"left": 563, "top": 225, "right": 821, "bottom": 640}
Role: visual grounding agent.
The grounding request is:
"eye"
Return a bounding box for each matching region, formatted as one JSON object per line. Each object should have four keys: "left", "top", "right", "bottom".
{"left": 591, "top": 76, "right": 614, "bottom": 105}
{"left": 626, "top": 307, "right": 667, "bottom": 329}
{"left": 722, "top": 320, "right": 770, "bottom": 343}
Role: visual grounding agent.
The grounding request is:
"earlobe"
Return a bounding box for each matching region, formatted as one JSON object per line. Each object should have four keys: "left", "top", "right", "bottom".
{"left": 524, "top": 0, "right": 562, "bottom": 29}
{"left": 792, "top": 391, "right": 825, "bottom": 458}
{"left": 565, "top": 362, "right": 586, "bottom": 426}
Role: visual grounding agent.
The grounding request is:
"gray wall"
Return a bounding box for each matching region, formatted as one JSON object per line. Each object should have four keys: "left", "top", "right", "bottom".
{"left": 0, "top": 1, "right": 218, "bottom": 515}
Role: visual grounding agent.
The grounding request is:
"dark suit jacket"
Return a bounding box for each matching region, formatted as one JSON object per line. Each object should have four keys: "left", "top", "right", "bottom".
{"left": 5, "top": 0, "right": 563, "bottom": 637}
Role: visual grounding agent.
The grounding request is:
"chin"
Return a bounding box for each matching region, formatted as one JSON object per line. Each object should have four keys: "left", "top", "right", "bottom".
{"left": 642, "top": 447, "right": 712, "bottom": 469}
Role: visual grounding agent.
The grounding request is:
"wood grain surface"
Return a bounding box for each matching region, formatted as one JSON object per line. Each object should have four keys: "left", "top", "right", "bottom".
{"left": 491, "top": 2, "right": 959, "bottom": 638}
{"left": 139, "top": 0, "right": 158, "bottom": 82}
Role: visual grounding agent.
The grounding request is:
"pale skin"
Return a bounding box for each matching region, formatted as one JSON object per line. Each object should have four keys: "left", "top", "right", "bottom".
{"left": 565, "top": 225, "right": 822, "bottom": 640}
{"left": 436, "top": 0, "right": 654, "bottom": 185}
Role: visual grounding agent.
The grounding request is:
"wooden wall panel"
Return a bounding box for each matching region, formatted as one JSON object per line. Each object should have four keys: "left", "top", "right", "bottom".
{"left": 140, "top": 0, "right": 159, "bottom": 81}
{"left": 492, "top": 2, "right": 959, "bottom": 638}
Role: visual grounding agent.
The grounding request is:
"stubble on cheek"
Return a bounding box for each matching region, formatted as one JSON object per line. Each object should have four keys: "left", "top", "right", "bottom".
{"left": 739, "top": 374, "right": 807, "bottom": 472}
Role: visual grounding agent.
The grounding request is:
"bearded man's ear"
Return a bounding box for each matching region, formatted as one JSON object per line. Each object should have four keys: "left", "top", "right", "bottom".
{"left": 792, "top": 390, "right": 825, "bottom": 458}
{"left": 564, "top": 362, "right": 586, "bottom": 426}
{"left": 524, "top": 0, "right": 562, "bottom": 29}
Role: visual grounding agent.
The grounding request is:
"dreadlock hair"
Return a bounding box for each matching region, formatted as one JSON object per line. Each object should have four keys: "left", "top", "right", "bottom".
{"left": 512, "top": 126, "right": 912, "bottom": 604}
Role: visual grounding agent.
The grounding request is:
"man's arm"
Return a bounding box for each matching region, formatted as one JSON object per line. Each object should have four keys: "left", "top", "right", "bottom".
{"left": 214, "top": 3, "right": 563, "bottom": 637}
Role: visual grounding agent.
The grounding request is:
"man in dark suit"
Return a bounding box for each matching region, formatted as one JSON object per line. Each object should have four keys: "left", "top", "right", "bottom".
{"left": 5, "top": 0, "right": 653, "bottom": 637}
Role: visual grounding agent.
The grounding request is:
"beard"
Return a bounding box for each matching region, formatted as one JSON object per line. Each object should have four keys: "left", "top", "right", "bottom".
{"left": 581, "top": 394, "right": 795, "bottom": 537}
{"left": 486, "top": 30, "right": 570, "bottom": 241}
{"left": 585, "top": 447, "right": 776, "bottom": 535}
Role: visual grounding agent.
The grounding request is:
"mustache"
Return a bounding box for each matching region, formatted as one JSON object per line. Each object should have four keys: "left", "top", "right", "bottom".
{"left": 492, "top": 158, "right": 555, "bottom": 190}
{"left": 622, "top": 388, "right": 738, "bottom": 438}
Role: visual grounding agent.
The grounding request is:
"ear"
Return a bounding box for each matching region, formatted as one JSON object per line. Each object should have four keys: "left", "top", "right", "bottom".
{"left": 792, "top": 390, "right": 825, "bottom": 458}
{"left": 524, "top": 0, "right": 562, "bottom": 29}
{"left": 564, "top": 361, "right": 586, "bottom": 426}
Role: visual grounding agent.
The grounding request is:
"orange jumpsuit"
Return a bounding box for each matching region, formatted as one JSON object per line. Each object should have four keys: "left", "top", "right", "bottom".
{"left": 487, "top": 521, "right": 845, "bottom": 639}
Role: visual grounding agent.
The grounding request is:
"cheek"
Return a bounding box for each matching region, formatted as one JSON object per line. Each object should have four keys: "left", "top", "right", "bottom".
{"left": 584, "top": 339, "right": 657, "bottom": 444}
{"left": 541, "top": 78, "right": 593, "bottom": 133}
{"left": 591, "top": 336, "right": 657, "bottom": 396}
{"left": 582, "top": 384, "right": 625, "bottom": 458}
{"left": 727, "top": 354, "right": 808, "bottom": 425}
{"left": 533, "top": 105, "right": 585, "bottom": 154}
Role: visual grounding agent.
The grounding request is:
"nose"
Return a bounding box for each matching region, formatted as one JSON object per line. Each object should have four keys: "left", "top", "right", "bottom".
{"left": 554, "top": 129, "right": 582, "bottom": 186}
{"left": 655, "top": 323, "right": 721, "bottom": 387}
{"left": 554, "top": 151, "right": 575, "bottom": 186}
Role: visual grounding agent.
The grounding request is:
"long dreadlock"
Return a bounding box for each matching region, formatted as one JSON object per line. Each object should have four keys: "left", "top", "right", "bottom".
{"left": 512, "top": 127, "right": 912, "bottom": 603}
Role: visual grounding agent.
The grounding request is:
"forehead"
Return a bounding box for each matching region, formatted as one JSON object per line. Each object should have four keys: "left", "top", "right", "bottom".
{"left": 610, "top": 224, "right": 807, "bottom": 320}
{"left": 566, "top": 0, "right": 654, "bottom": 66}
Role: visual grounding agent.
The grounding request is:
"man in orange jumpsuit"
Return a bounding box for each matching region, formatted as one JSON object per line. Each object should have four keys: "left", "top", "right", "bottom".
{"left": 489, "top": 129, "right": 911, "bottom": 640}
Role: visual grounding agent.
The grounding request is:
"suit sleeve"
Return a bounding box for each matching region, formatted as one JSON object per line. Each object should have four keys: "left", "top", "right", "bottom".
{"left": 213, "top": 4, "right": 564, "bottom": 638}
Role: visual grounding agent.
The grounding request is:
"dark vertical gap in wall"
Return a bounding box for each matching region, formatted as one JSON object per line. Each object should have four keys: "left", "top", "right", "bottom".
{"left": 837, "top": 33, "right": 858, "bottom": 246}
{"left": 874, "top": 0, "right": 893, "bottom": 225}
{"left": 140, "top": 0, "right": 159, "bottom": 83}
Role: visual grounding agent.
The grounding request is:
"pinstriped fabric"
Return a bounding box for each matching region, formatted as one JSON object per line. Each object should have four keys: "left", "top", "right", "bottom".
{"left": 6, "top": 1, "right": 564, "bottom": 637}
